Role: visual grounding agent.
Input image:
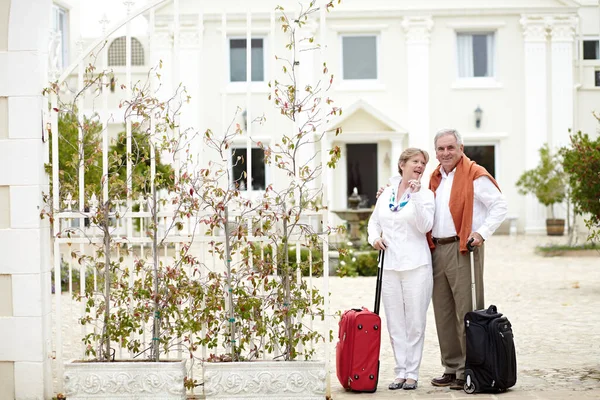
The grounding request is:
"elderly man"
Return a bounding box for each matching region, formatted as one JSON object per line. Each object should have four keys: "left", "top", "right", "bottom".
{"left": 429, "top": 128, "right": 507, "bottom": 390}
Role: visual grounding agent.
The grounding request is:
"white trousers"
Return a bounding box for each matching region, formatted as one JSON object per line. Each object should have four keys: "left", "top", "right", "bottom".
{"left": 381, "top": 264, "right": 433, "bottom": 381}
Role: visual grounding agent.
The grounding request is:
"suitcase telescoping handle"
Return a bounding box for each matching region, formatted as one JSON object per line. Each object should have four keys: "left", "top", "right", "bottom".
{"left": 374, "top": 249, "right": 384, "bottom": 315}
{"left": 467, "top": 238, "right": 477, "bottom": 311}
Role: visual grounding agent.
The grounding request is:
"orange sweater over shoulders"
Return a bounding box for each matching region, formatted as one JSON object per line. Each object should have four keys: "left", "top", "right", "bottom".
{"left": 428, "top": 155, "right": 501, "bottom": 254}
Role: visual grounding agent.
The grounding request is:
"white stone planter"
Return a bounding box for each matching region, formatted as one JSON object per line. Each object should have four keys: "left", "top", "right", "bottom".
{"left": 64, "top": 359, "right": 186, "bottom": 400}
{"left": 203, "top": 360, "right": 326, "bottom": 399}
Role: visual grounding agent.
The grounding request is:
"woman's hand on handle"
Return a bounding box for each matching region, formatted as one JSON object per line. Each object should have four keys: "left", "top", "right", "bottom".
{"left": 373, "top": 238, "right": 387, "bottom": 251}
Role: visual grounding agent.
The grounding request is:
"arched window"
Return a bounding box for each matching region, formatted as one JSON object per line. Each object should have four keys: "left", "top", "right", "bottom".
{"left": 108, "top": 36, "right": 145, "bottom": 66}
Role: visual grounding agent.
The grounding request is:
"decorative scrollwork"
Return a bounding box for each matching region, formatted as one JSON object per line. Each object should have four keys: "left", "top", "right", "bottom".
{"left": 64, "top": 361, "right": 185, "bottom": 399}
{"left": 520, "top": 15, "right": 548, "bottom": 42}
{"left": 402, "top": 16, "right": 434, "bottom": 44}
{"left": 203, "top": 361, "right": 326, "bottom": 399}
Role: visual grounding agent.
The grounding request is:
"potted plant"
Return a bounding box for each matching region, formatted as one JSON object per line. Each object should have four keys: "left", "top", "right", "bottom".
{"left": 560, "top": 127, "right": 600, "bottom": 242}
{"left": 191, "top": 2, "right": 344, "bottom": 398}
{"left": 186, "top": 122, "right": 332, "bottom": 399}
{"left": 43, "top": 62, "right": 196, "bottom": 398}
{"left": 516, "top": 144, "right": 567, "bottom": 236}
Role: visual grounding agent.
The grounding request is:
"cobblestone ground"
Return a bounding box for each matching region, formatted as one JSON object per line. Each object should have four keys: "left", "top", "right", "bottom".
{"left": 52, "top": 235, "right": 599, "bottom": 399}
{"left": 328, "top": 235, "right": 600, "bottom": 399}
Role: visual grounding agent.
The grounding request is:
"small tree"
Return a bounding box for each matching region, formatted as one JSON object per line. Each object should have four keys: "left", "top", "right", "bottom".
{"left": 516, "top": 144, "right": 567, "bottom": 219}
{"left": 258, "top": 0, "right": 343, "bottom": 360}
{"left": 187, "top": 0, "right": 344, "bottom": 364}
{"left": 560, "top": 128, "right": 600, "bottom": 241}
{"left": 43, "top": 62, "right": 197, "bottom": 364}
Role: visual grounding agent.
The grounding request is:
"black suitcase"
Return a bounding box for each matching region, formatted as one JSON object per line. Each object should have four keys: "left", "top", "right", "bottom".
{"left": 463, "top": 305, "right": 517, "bottom": 393}
{"left": 463, "top": 240, "right": 517, "bottom": 394}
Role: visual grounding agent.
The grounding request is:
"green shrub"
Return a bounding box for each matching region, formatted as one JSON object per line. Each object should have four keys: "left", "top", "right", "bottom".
{"left": 336, "top": 243, "right": 379, "bottom": 277}
{"left": 515, "top": 144, "right": 566, "bottom": 218}
{"left": 536, "top": 242, "right": 599, "bottom": 253}
{"left": 336, "top": 257, "right": 358, "bottom": 277}
{"left": 560, "top": 130, "right": 600, "bottom": 241}
{"left": 51, "top": 259, "right": 96, "bottom": 294}
{"left": 251, "top": 243, "right": 323, "bottom": 277}
{"left": 251, "top": 243, "right": 380, "bottom": 278}
{"left": 355, "top": 252, "right": 379, "bottom": 276}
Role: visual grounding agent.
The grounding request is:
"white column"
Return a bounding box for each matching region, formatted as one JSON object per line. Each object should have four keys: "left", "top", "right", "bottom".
{"left": 549, "top": 16, "right": 576, "bottom": 222}
{"left": 402, "top": 16, "right": 433, "bottom": 151}
{"left": 0, "top": 0, "right": 53, "bottom": 398}
{"left": 296, "top": 20, "right": 318, "bottom": 190}
{"left": 338, "top": 143, "right": 348, "bottom": 209}
{"left": 549, "top": 16, "right": 576, "bottom": 150}
{"left": 179, "top": 25, "right": 202, "bottom": 172}
{"left": 520, "top": 15, "right": 549, "bottom": 235}
{"left": 196, "top": 11, "right": 205, "bottom": 170}
{"left": 324, "top": 136, "right": 336, "bottom": 211}
{"left": 152, "top": 19, "right": 174, "bottom": 177}
{"left": 172, "top": 0, "right": 181, "bottom": 181}
{"left": 153, "top": 25, "right": 174, "bottom": 100}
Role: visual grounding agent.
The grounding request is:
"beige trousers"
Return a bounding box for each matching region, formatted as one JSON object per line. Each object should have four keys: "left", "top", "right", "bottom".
{"left": 431, "top": 241, "right": 485, "bottom": 380}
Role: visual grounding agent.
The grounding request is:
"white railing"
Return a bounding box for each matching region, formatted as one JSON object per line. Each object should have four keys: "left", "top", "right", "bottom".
{"left": 52, "top": 201, "right": 328, "bottom": 390}
{"left": 47, "top": 0, "right": 333, "bottom": 397}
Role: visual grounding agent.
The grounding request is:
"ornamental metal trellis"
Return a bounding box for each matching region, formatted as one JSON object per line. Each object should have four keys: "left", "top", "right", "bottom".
{"left": 45, "top": 0, "right": 335, "bottom": 396}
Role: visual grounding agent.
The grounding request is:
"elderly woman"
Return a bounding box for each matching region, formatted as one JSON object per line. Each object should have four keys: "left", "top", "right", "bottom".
{"left": 367, "top": 148, "right": 435, "bottom": 391}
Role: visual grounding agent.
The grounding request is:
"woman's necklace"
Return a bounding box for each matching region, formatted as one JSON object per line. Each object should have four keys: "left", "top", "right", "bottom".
{"left": 389, "top": 185, "right": 411, "bottom": 212}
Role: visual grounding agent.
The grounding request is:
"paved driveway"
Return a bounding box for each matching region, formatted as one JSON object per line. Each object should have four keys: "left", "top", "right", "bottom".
{"left": 328, "top": 235, "right": 600, "bottom": 399}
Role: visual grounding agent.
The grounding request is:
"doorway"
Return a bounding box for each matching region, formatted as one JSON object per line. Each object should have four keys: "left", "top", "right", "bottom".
{"left": 346, "top": 143, "right": 378, "bottom": 207}
{"left": 464, "top": 145, "right": 496, "bottom": 177}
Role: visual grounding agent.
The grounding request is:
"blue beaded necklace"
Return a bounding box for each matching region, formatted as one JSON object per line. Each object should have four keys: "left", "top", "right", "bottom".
{"left": 389, "top": 187, "right": 411, "bottom": 212}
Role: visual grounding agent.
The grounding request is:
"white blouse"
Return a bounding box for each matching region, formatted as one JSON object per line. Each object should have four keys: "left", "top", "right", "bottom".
{"left": 367, "top": 175, "right": 435, "bottom": 272}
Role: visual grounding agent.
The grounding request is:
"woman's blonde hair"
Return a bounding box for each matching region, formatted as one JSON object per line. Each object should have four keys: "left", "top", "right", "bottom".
{"left": 398, "top": 148, "right": 429, "bottom": 175}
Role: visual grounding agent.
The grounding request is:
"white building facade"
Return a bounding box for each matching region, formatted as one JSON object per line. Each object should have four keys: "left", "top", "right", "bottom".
{"left": 1, "top": 0, "right": 600, "bottom": 398}
{"left": 49, "top": 0, "right": 600, "bottom": 233}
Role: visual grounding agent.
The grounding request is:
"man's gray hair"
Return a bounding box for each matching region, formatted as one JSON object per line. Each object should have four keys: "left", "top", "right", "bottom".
{"left": 434, "top": 128, "right": 463, "bottom": 147}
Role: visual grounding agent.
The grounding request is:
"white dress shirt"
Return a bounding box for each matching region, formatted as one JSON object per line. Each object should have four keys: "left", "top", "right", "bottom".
{"left": 431, "top": 167, "right": 508, "bottom": 240}
{"left": 368, "top": 175, "right": 435, "bottom": 271}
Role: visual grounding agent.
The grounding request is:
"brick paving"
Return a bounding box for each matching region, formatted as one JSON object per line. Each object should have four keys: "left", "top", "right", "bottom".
{"left": 328, "top": 235, "right": 600, "bottom": 399}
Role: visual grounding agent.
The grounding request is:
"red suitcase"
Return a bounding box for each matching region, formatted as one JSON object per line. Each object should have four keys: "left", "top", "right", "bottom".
{"left": 336, "top": 250, "right": 384, "bottom": 392}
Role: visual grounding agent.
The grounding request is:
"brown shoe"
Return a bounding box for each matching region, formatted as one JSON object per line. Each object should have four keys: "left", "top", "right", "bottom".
{"left": 449, "top": 379, "right": 466, "bottom": 390}
{"left": 430, "top": 373, "right": 456, "bottom": 387}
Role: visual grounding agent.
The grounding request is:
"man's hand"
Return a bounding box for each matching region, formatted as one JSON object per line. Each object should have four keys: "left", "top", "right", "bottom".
{"left": 468, "top": 232, "right": 484, "bottom": 247}
{"left": 376, "top": 184, "right": 390, "bottom": 199}
{"left": 373, "top": 238, "right": 387, "bottom": 251}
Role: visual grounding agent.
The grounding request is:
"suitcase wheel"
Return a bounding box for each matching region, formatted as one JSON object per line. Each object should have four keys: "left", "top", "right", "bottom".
{"left": 464, "top": 374, "right": 476, "bottom": 394}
